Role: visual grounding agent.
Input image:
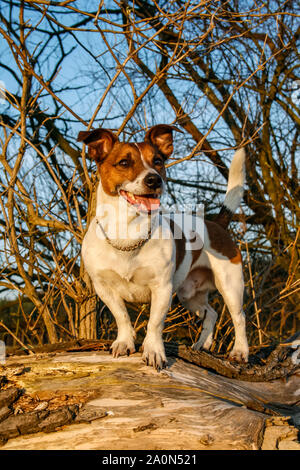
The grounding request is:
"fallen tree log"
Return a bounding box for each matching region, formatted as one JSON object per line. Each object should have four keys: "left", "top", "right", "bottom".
{"left": 0, "top": 349, "right": 299, "bottom": 450}
{"left": 5, "top": 332, "right": 300, "bottom": 382}
{"left": 164, "top": 340, "right": 300, "bottom": 382}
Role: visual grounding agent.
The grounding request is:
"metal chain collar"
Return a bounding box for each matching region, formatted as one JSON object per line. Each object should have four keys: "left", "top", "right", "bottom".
{"left": 96, "top": 219, "right": 153, "bottom": 252}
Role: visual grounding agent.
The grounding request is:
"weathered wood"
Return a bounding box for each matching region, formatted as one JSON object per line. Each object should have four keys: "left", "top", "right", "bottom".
{"left": 0, "top": 387, "right": 22, "bottom": 408}
{"left": 0, "top": 405, "right": 12, "bottom": 423}
{"left": 5, "top": 333, "right": 299, "bottom": 384}
{"left": 164, "top": 341, "right": 300, "bottom": 382}
{"left": 0, "top": 350, "right": 299, "bottom": 450}
{"left": 27, "top": 334, "right": 299, "bottom": 382}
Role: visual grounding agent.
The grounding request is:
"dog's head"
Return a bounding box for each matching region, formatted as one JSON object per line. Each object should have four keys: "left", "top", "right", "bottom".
{"left": 77, "top": 124, "right": 182, "bottom": 213}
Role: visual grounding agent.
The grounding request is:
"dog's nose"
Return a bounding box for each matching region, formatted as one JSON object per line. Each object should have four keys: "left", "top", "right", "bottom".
{"left": 144, "top": 173, "right": 162, "bottom": 190}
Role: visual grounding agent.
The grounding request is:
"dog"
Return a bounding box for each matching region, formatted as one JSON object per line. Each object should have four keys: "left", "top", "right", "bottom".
{"left": 77, "top": 124, "right": 249, "bottom": 370}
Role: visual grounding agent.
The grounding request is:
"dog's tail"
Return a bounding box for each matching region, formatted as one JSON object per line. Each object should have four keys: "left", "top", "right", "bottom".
{"left": 214, "top": 148, "right": 246, "bottom": 229}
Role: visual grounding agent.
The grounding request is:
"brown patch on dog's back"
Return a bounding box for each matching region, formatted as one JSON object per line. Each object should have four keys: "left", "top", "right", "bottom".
{"left": 189, "top": 233, "right": 203, "bottom": 266}
{"left": 230, "top": 250, "right": 242, "bottom": 264}
{"left": 191, "top": 248, "right": 202, "bottom": 266}
{"left": 206, "top": 221, "right": 242, "bottom": 264}
{"left": 169, "top": 223, "right": 204, "bottom": 272}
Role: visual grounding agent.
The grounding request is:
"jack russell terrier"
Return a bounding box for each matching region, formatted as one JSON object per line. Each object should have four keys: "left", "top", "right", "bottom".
{"left": 78, "top": 124, "right": 249, "bottom": 370}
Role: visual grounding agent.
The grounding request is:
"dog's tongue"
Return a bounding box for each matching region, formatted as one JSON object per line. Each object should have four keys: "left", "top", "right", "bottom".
{"left": 121, "top": 191, "right": 160, "bottom": 212}
{"left": 135, "top": 194, "right": 160, "bottom": 212}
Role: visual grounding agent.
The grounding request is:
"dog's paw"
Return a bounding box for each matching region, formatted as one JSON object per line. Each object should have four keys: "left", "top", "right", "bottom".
{"left": 191, "top": 341, "right": 202, "bottom": 351}
{"left": 192, "top": 336, "right": 212, "bottom": 352}
{"left": 229, "top": 346, "right": 249, "bottom": 363}
{"left": 110, "top": 338, "right": 136, "bottom": 358}
{"left": 142, "top": 337, "right": 168, "bottom": 371}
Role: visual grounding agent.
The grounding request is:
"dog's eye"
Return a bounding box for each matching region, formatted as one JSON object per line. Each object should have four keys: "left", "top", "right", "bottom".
{"left": 153, "top": 157, "right": 163, "bottom": 167}
{"left": 118, "top": 159, "right": 130, "bottom": 168}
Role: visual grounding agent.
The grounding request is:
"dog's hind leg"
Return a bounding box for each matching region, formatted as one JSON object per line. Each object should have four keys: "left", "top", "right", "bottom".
{"left": 193, "top": 303, "right": 218, "bottom": 351}
{"left": 178, "top": 290, "right": 217, "bottom": 351}
{"left": 210, "top": 258, "right": 249, "bottom": 362}
{"left": 92, "top": 280, "right": 136, "bottom": 357}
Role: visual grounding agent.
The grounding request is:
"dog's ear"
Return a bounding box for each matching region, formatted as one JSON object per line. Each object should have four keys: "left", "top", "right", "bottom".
{"left": 145, "top": 124, "right": 183, "bottom": 159}
{"left": 77, "top": 128, "right": 118, "bottom": 163}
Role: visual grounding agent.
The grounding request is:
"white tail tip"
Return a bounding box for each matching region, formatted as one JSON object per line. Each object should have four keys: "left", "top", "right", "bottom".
{"left": 223, "top": 148, "right": 246, "bottom": 213}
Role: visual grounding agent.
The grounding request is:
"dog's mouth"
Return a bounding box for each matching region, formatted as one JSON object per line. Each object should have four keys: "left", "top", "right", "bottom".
{"left": 120, "top": 190, "right": 160, "bottom": 213}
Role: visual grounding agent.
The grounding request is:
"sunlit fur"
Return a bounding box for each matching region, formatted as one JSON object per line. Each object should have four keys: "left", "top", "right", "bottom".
{"left": 80, "top": 126, "right": 249, "bottom": 369}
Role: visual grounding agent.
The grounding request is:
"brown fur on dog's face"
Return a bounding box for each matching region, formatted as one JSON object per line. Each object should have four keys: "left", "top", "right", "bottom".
{"left": 99, "top": 142, "right": 166, "bottom": 196}
{"left": 77, "top": 125, "right": 182, "bottom": 196}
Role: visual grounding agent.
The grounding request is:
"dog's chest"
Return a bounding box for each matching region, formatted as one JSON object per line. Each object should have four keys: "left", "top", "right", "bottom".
{"left": 82, "top": 217, "right": 175, "bottom": 302}
{"left": 85, "top": 237, "right": 155, "bottom": 285}
{"left": 104, "top": 257, "right": 155, "bottom": 285}
{"left": 98, "top": 255, "right": 155, "bottom": 303}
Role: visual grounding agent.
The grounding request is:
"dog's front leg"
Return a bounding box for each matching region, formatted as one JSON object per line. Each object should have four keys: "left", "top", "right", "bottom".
{"left": 142, "top": 282, "right": 173, "bottom": 370}
{"left": 93, "top": 280, "right": 136, "bottom": 357}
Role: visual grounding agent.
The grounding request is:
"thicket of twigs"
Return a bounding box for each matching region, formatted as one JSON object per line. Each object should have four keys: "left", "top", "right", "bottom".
{"left": 0, "top": 1, "right": 299, "bottom": 354}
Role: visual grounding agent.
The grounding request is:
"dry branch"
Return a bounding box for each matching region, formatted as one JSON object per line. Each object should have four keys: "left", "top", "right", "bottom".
{"left": 0, "top": 0, "right": 299, "bottom": 351}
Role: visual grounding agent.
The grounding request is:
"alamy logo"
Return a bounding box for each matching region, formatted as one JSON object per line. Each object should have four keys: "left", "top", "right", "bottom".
{"left": 96, "top": 201, "right": 205, "bottom": 250}
{"left": 0, "top": 340, "right": 5, "bottom": 365}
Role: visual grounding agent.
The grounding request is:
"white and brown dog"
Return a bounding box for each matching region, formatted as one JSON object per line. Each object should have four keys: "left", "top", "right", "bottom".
{"left": 78, "top": 125, "right": 249, "bottom": 369}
